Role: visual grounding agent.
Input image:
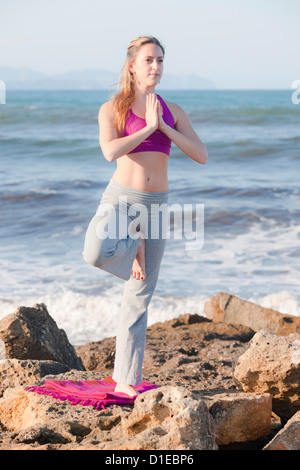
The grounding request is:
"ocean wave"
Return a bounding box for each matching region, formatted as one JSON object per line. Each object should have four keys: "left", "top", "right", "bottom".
{"left": 1, "top": 190, "right": 58, "bottom": 202}
{"left": 0, "top": 286, "right": 299, "bottom": 345}
{"left": 0, "top": 179, "right": 100, "bottom": 204}
{"left": 0, "top": 285, "right": 210, "bottom": 345}
{"left": 188, "top": 107, "right": 299, "bottom": 125}
{"left": 174, "top": 184, "right": 299, "bottom": 200}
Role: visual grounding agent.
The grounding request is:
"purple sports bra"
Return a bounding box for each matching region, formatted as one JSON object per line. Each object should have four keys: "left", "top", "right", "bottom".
{"left": 123, "top": 94, "right": 174, "bottom": 156}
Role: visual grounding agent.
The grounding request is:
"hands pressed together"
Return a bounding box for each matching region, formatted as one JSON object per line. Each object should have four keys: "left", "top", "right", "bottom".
{"left": 145, "top": 93, "right": 167, "bottom": 133}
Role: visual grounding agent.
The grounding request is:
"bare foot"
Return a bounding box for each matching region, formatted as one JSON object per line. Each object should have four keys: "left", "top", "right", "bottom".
{"left": 131, "top": 231, "right": 146, "bottom": 281}
{"left": 114, "top": 383, "right": 140, "bottom": 396}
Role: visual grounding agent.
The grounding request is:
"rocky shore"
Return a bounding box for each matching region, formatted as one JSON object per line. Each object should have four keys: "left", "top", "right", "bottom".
{"left": 0, "top": 292, "right": 299, "bottom": 450}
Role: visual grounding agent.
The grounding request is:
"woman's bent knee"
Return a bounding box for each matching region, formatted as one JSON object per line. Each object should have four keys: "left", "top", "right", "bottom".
{"left": 82, "top": 239, "right": 110, "bottom": 268}
{"left": 82, "top": 249, "right": 103, "bottom": 268}
{"left": 82, "top": 217, "right": 113, "bottom": 268}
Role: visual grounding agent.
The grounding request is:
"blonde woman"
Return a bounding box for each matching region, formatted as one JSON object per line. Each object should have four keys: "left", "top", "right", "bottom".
{"left": 83, "top": 35, "right": 207, "bottom": 397}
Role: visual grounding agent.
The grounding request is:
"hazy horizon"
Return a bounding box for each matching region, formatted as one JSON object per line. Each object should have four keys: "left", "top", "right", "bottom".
{"left": 1, "top": 0, "right": 299, "bottom": 90}
{"left": 0, "top": 65, "right": 294, "bottom": 91}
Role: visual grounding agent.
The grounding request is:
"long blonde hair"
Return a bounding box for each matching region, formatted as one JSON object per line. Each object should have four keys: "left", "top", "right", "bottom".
{"left": 110, "top": 35, "right": 165, "bottom": 137}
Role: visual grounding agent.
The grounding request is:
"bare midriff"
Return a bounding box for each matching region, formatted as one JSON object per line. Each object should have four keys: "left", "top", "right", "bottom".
{"left": 111, "top": 151, "right": 169, "bottom": 192}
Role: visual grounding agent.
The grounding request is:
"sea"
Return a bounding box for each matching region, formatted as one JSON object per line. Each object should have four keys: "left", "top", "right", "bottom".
{"left": 1, "top": 89, "right": 300, "bottom": 345}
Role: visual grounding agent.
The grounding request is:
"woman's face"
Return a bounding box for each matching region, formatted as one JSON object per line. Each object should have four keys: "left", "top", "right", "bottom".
{"left": 129, "top": 43, "right": 164, "bottom": 88}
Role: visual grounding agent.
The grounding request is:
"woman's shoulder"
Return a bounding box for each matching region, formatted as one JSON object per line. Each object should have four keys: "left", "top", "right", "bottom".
{"left": 98, "top": 100, "right": 115, "bottom": 122}
{"left": 99, "top": 100, "right": 114, "bottom": 113}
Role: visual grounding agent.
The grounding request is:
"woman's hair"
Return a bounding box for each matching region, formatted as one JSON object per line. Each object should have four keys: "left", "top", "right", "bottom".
{"left": 110, "top": 35, "right": 165, "bottom": 136}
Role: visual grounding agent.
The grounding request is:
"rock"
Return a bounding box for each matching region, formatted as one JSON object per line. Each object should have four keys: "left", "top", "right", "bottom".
{"left": 263, "top": 411, "right": 300, "bottom": 450}
{"left": 234, "top": 330, "right": 300, "bottom": 420}
{"left": 0, "top": 303, "right": 84, "bottom": 371}
{"left": 118, "top": 386, "right": 218, "bottom": 450}
{"left": 195, "top": 390, "right": 272, "bottom": 445}
{"left": 204, "top": 292, "right": 300, "bottom": 335}
{"left": 0, "top": 375, "right": 218, "bottom": 450}
{"left": 13, "top": 420, "right": 78, "bottom": 446}
{"left": 0, "top": 372, "right": 109, "bottom": 434}
{"left": 0, "top": 359, "right": 70, "bottom": 398}
{"left": 0, "top": 421, "right": 91, "bottom": 450}
{"left": 3, "top": 302, "right": 297, "bottom": 451}
{"left": 0, "top": 388, "right": 30, "bottom": 433}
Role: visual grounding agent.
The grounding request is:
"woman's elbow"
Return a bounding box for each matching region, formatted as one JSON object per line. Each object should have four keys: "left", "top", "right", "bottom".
{"left": 197, "top": 144, "right": 208, "bottom": 164}
{"left": 103, "top": 151, "right": 114, "bottom": 162}
{"left": 201, "top": 148, "right": 208, "bottom": 164}
{"left": 100, "top": 142, "right": 114, "bottom": 162}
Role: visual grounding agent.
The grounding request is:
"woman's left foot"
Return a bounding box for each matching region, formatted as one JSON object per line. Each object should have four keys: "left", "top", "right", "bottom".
{"left": 131, "top": 231, "right": 146, "bottom": 281}
{"left": 114, "top": 383, "right": 140, "bottom": 396}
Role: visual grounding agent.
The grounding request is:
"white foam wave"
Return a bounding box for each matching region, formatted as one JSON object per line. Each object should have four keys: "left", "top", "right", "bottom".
{"left": 1, "top": 283, "right": 299, "bottom": 349}
{"left": 0, "top": 287, "right": 209, "bottom": 346}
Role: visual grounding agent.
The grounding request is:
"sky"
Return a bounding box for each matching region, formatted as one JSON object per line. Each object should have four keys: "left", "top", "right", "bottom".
{"left": 1, "top": 0, "right": 299, "bottom": 89}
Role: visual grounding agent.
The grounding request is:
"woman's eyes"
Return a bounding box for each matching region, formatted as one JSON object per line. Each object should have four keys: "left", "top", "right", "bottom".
{"left": 146, "top": 59, "right": 163, "bottom": 63}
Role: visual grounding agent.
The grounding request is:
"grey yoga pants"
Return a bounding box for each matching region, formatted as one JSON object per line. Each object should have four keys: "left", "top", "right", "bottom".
{"left": 82, "top": 178, "right": 169, "bottom": 385}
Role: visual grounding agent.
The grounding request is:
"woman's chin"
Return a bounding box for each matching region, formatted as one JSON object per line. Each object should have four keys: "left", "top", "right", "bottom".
{"left": 149, "top": 75, "right": 160, "bottom": 81}
{"left": 147, "top": 78, "right": 160, "bottom": 87}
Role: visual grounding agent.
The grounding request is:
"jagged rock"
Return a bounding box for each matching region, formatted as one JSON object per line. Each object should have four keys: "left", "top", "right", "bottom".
{"left": 263, "top": 411, "right": 300, "bottom": 450}
{"left": 0, "top": 303, "right": 84, "bottom": 371}
{"left": 13, "top": 420, "right": 78, "bottom": 446}
{"left": 234, "top": 330, "right": 300, "bottom": 420}
{"left": 0, "top": 388, "right": 30, "bottom": 433}
{"left": 0, "top": 377, "right": 218, "bottom": 450}
{"left": 195, "top": 390, "right": 272, "bottom": 445}
{"left": 204, "top": 292, "right": 300, "bottom": 335}
{"left": 0, "top": 359, "right": 70, "bottom": 398}
{"left": 1, "top": 301, "right": 298, "bottom": 450}
{"left": 118, "top": 386, "right": 218, "bottom": 450}
{"left": 0, "top": 373, "right": 107, "bottom": 433}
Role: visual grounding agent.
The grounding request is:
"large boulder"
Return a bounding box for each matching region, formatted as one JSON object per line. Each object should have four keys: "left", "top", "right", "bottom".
{"left": 234, "top": 330, "right": 300, "bottom": 420}
{"left": 119, "top": 386, "right": 218, "bottom": 450}
{"left": 0, "top": 303, "right": 84, "bottom": 371}
{"left": 204, "top": 292, "right": 300, "bottom": 335}
{"left": 197, "top": 390, "right": 272, "bottom": 446}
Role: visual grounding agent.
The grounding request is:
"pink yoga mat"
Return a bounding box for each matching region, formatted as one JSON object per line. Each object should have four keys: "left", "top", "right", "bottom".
{"left": 26, "top": 375, "right": 160, "bottom": 410}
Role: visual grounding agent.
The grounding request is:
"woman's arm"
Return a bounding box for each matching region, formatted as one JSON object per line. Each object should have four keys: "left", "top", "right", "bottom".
{"left": 159, "top": 102, "right": 208, "bottom": 164}
{"left": 98, "top": 96, "right": 159, "bottom": 162}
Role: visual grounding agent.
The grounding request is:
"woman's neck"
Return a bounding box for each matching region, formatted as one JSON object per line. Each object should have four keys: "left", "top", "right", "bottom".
{"left": 134, "top": 87, "right": 155, "bottom": 109}
{"left": 134, "top": 84, "right": 156, "bottom": 105}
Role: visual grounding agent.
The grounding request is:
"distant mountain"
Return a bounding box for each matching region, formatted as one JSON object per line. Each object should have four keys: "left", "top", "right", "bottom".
{"left": 0, "top": 66, "right": 215, "bottom": 90}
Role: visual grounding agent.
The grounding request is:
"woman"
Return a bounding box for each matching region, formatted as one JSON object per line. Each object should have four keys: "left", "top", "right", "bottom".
{"left": 83, "top": 35, "right": 208, "bottom": 397}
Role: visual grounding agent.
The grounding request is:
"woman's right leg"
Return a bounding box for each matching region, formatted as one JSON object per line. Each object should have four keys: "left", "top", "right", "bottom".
{"left": 82, "top": 202, "right": 140, "bottom": 281}
{"left": 82, "top": 180, "right": 169, "bottom": 396}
